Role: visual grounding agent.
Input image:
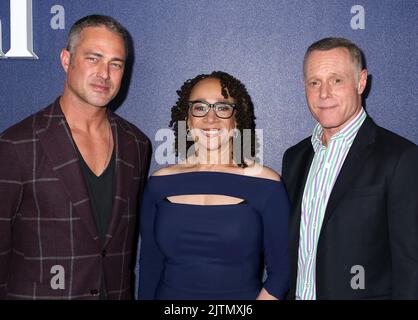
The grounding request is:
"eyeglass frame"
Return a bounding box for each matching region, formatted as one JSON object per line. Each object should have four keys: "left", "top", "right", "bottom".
{"left": 188, "top": 100, "right": 237, "bottom": 119}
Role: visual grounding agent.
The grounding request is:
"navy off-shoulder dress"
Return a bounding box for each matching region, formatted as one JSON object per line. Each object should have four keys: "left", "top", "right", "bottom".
{"left": 136, "top": 171, "right": 290, "bottom": 300}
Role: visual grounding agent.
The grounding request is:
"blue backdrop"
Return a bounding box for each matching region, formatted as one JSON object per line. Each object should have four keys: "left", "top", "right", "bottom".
{"left": 1, "top": 0, "right": 417, "bottom": 174}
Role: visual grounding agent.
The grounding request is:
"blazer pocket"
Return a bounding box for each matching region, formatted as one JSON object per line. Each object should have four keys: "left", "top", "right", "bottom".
{"left": 347, "top": 184, "right": 385, "bottom": 198}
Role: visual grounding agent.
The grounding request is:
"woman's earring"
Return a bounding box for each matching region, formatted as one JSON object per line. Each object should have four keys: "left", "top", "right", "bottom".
{"left": 186, "top": 128, "right": 193, "bottom": 140}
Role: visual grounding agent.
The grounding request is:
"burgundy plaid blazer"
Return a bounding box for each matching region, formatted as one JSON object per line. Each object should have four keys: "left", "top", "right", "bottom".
{"left": 0, "top": 98, "right": 150, "bottom": 299}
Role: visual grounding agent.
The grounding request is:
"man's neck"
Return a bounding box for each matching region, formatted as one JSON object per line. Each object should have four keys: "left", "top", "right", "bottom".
{"left": 321, "top": 107, "right": 363, "bottom": 147}
{"left": 59, "top": 95, "right": 109, "bottom": 133}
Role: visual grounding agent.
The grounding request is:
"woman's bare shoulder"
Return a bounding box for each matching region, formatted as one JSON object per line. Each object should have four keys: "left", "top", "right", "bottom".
{"left": 151, "top": 164, "right": 195, "bottom": 176}
{"left": 243, "top": 162, "right": 281, "bottom": 181}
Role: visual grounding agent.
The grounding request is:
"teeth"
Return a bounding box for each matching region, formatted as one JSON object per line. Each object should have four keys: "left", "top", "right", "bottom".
{"left": 201, "top": 129, "right": 221, "bottom": 137}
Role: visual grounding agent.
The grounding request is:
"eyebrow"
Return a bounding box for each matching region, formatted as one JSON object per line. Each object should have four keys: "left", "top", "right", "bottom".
{"left": 329, "top": 72, "right": 344, "bottom": 77}
{"left": 85, "top": 52, "right": 125, "bottom": 63}
{"left": 191, "top": 99, "right": 233, "bottom": 103}
{"left": 305, "top": 72, "right": 345, "bottom": 80}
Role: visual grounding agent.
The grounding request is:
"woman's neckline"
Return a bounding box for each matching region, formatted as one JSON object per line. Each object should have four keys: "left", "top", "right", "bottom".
{"left": 149, "top": 170, "right": 281, "bottom": 183}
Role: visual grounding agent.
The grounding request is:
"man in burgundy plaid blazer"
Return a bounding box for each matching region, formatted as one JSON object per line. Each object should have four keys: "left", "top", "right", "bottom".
{"left": 0, "top": 15, "right": 150, "bottom": 299}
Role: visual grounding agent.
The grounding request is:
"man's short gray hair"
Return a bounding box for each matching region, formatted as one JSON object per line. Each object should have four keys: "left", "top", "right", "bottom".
{"left": 66, "top": 14, "right": 128, "bottom": 56}
{"left": 303, "top": 37, "right": 364, "bottom": 79}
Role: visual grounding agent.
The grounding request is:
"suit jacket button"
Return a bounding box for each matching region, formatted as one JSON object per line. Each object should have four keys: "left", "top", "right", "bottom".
{"left": 90, "top": 289, "right": 99, "bottom": 296}
{"left": 101, "top": 250, "right": 107, "bottom": 257}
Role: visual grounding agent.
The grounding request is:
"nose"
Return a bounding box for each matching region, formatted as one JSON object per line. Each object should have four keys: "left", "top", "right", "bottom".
{"left": 319, "top": 82, "right": 331, "bottom": 99}
{"left": 204, "top": 108, "right": 218, "bottom": 123}
{"left": 97, "top": 62, "right": 110, "bottom": 80}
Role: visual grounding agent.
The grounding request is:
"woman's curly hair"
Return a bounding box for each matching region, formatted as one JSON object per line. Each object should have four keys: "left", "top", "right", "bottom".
{"left": 169, "top": 71, "right": 258, "bottom": 168}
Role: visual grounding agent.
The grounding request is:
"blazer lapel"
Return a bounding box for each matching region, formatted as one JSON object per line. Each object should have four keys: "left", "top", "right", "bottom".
{"left": 104, "top": 114, "right": 135, "bottom": 247}
{"left": 289, "top": 143, "right": 314, "bottom": 296}
{"left": 291, "top": 146, "right": 314, "bottom": 228}
{"left": 36, "top": 99, "right": 99, "bottom": 242}
{"left": 321, "top": 117, "right": 377, "bottom": 229}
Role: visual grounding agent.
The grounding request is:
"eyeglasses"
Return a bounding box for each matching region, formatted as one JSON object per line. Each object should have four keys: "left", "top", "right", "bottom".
{"left": 188, "top": 100, "right": 236, "bottom": 119}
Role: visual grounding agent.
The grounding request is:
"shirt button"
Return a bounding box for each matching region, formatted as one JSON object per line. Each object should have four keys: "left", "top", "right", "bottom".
{"left": 90, "top": 289, "right": 99, "bottom": 296}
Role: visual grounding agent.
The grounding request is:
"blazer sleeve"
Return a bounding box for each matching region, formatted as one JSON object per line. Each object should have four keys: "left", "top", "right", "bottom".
{"left": 0, "top": 137, "right": 23, "bottom": 299}
{"left": 262, "top": 182, "right": 290, "bottom": 299}
{"left": 388, "top": 145, "right": 418, "bottom": 299}
{"left": 135, "top": 182, "right": 165, "bottom": 300}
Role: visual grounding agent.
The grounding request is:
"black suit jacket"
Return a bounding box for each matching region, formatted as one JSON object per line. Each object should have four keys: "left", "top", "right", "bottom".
{"left": 282, "top": 117, "right": 418, "bottom": 299}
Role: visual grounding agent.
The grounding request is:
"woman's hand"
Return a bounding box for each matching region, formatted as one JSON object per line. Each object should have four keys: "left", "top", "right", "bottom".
{"left": 256, "top": 288, "right": 278, "bottom": 300}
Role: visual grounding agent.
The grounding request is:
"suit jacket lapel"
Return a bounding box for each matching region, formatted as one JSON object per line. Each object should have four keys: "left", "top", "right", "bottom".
{"left": 292, "top": 146, "right": 314, "bottom": 229}
{"left": 36, "top": 99, "right": 99, "bottom": 242}
{"left": 104, "top": 114, "right": 135, "bottom": 247}
{"left": 289, "top": 142, "right": 314, "bottom": 296}
{"left": 321, "top": 117, "right": 377, "bottom": 229}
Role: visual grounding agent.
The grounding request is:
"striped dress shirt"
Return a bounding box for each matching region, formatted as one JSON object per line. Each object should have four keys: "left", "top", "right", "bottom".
{"left": 295, "top": 108, "right": 366, "bottom": 300}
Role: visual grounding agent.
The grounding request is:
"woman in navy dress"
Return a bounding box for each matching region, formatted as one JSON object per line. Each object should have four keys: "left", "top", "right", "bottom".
{"left": 136, "top": 71, "right": 289, "bottom": 300}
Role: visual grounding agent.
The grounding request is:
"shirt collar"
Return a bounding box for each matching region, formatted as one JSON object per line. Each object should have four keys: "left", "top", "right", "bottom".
{"left": 311, "top": 107, "right": 366, "bottom": 152}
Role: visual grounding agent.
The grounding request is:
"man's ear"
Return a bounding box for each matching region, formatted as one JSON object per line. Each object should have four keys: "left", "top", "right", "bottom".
{"left": 357, "top": 69, "right": 368, "bottom": 95}
{"left": 60, "top": 49, "right": 71, "bottom": 73}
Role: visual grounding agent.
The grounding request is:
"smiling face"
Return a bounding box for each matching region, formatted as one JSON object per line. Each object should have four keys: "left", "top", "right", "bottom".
{"left": 187, "top": 77, "right": 236, "bottom": 152}
{"left": 304, "top": 47, "right": 367, "bottom": 142}
{"left": 60, "top": 26, "right": 126, "bottom": 109}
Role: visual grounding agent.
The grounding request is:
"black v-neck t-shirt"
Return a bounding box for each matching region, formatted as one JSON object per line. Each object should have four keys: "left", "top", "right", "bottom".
{"left": 76, "top": 147, "right": 116, "bottom": 243}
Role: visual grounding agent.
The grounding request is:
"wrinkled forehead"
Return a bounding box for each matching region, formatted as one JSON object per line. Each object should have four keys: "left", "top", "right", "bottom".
{"left": 304, "top": 48, "right": 357, "bottom": 77}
